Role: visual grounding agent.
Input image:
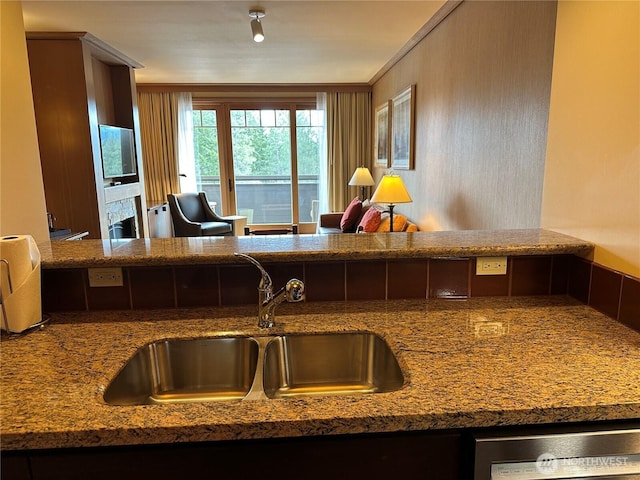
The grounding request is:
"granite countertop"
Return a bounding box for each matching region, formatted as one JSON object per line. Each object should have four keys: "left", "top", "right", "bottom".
{"left": 37, "top": 229, "right": 593, "bottom": 268}
{"left": 2, "top": 296, "right": 639, "bottom": 451}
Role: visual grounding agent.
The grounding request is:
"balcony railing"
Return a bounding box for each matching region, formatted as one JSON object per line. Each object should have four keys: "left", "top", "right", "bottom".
{"left": 197, "top": 175, "right": 319, "bottom": 224}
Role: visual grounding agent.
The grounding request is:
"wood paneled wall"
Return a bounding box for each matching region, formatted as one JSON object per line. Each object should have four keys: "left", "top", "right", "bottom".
{"left": 27, "top": 38, "right": 103, "bottom": 237}
{"left": 372, "top": 0, "right": 557, "bottom": 231}
{"left": 27, "top": 33, "right": 148, "bottom": 239}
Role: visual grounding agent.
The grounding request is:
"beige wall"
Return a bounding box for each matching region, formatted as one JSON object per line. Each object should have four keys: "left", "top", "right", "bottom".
{"left": 372, "top": 1, "right": 557, "bottom": 232}
{"left": 0, "top": 1, "right": 49, "bottom": 243}
{"left": 541, "top": 0, "right": 640, "bottom": 277}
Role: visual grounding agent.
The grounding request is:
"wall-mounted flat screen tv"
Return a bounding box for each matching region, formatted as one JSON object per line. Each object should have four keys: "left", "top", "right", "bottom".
{"left": 99, "top": 125, "right": 137, "bottom": 179}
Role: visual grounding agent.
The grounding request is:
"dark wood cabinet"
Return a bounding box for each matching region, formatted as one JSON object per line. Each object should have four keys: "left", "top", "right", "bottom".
{"left": 0, "top": 454, "right": 31, "bottom": 480}
{"left": 5, "top": 422, "right": 637, "bottom": 480}
{"left": 26, "top": 32, "right": 148, "bottom": 239}
{"left": 2, "top": 431, "right": 464, "bottom": 480}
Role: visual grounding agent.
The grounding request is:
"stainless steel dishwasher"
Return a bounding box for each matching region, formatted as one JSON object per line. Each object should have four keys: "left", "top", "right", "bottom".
{"left": 474, "top": 425, "right": 640, "bottom": 479}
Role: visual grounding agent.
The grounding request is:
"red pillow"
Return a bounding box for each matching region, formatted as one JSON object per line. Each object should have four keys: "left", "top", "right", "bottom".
{"left": 340, "top": 197, "right": 362, "bottom": 232}
{"left": 357, "top": 207, "right": 381, "bottom": 233}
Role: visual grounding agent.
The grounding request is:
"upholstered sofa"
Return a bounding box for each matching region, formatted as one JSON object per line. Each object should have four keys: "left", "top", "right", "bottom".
{"left": 317, "top": 197, "right": 419, "bottom": 234}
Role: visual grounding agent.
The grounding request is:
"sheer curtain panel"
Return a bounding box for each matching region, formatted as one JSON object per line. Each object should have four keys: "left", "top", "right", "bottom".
{"left": 316, "top": 92, "right": 329, "bottom": 217}
{"left": 176, "top": 93, "right": 196, "bottom": 193}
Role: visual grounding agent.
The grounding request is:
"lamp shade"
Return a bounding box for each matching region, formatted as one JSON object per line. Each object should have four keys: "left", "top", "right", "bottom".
{"left": 371, "top": 174, "right": 412, "bottom": 204}
{"left": 348, "top": 167, "right": 375, "bottom": 187}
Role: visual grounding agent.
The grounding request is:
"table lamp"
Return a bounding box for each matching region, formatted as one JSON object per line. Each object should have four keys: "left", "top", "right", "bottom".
{"left": 370, "top": 173, "right": 412, "bottom": 232}
{"left": 348, "top": 167, "right": 375, "bottom": 200}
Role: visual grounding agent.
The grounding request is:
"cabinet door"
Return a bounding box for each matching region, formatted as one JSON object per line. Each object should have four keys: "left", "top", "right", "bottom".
{"left": 1, "top": 453, "right": 31, "bottom": 480}
{"left": 26, "top": 431, "right": 463, "bottom": 480}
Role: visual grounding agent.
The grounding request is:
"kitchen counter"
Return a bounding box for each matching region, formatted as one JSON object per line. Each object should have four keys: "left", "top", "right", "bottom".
{"left": 2, "top": 296, "right": 639, "bottom": 451}
{"left": 37, "top": 228, "right": 593, "bottom": 268}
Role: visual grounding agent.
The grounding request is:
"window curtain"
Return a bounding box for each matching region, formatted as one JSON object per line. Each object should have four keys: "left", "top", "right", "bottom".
{"left": 324, "top": 91, "right": 372, "bottom": 212}
{"left": 137, "top": 91, "right": 181, "bottom": 202}
{"left": 176, "top": 93, "right": 196, "bottom": 193}
{"left": 316, "top": 92, "right": 329, "bottom": 217}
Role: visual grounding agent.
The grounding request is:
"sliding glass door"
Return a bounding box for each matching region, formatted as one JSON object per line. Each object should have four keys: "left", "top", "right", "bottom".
{"left": 230, "top": 109, "right": 292, "bottom": 224}
{"left": 191, "top": 101, "right": 323, "bottom": 227}
{"left": 192, "top": 109, "right": 223, "bottom": 213}
{"left": 296, "top": 109, "right": 324, "bottom": 223}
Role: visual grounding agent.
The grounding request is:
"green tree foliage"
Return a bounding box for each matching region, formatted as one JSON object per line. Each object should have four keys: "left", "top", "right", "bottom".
{"left": 232, "top": 126, "right": 291, "bottom": 176}
{"left": 193, "top": 127, "right": 219, "bottom": 176}
{"left": 297, "top": 126, "right": 321, "bottom": 176}
{"left": 193, "top": 109, "right": 321, "bottom": 178}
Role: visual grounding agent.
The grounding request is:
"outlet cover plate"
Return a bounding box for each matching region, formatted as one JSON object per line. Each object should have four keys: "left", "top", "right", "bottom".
{"left": 88, "top": 267, "right": 124, "bottom": 287}
{"left": 476, "top": 257, "right": 508, "bottom": 276}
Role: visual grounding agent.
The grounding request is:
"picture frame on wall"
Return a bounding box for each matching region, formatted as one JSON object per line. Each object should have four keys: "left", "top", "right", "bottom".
{"left": 374, "top": 101, "right": 391, "bottom": 167}
{"left": 391, "top": 85, "right": 416, "bottom": 170}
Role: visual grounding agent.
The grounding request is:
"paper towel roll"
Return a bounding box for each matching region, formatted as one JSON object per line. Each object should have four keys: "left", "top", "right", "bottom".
{"left": 1, "top": 235, "right": 34, "bottom": 294}
{"left": 0, "top": 235, "right": 42, "bottom": 333}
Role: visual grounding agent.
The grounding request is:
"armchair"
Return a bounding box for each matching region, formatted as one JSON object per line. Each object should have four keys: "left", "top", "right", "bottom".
{"left": 167, "top": 192, "right": 233, "bottom": 237}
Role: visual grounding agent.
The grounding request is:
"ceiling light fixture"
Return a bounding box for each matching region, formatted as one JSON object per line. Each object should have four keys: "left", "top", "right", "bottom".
{"left": 249, "top": 8, "right": 265, "bottom": 43}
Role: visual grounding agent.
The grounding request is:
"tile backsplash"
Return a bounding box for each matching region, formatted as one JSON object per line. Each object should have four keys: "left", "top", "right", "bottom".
{"left": 42, "top": 254, "right": 639, "bottom": 332}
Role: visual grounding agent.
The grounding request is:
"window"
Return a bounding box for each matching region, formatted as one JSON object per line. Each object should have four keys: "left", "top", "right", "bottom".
{"left": 192, "top": 109, "right": 222, "bottom": 211}
{"left": 231, "top": 109, "right": 292, "bottom": 224}
{"left": 296, "top": 109, "right": 324, "bottom": 222}
{"left": 191, "top": 101, "right": 324, "bottom": 227}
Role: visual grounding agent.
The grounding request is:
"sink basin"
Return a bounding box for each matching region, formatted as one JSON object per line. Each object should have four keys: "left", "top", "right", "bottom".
{"left": 262, "top": 332, "right": 404, "bottom": 399}
{"left": 103, "top": 332, "right": 404, "bottom": 405}
{"left": 103, "top": 337, "right": 259, "bottom": 405}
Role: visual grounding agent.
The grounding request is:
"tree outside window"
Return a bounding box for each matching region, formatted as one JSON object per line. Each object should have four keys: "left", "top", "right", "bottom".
{"left": 192, "top": 104, "right": 324, "bottom": 225}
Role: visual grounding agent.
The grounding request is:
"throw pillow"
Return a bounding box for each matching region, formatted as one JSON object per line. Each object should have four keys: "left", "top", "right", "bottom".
{"left": 357, "top": 207, "right": 382, "bottom": 233}
{"left": 340, "top": 197, "right": 362, "bottom": 232}
{"left": 376, "top": 214, "right": 408, "bottom": 233}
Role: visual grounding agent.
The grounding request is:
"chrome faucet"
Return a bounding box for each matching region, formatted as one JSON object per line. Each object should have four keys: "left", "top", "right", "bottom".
{"left": 234, "top": 253, "right": 305, "bottom": 328}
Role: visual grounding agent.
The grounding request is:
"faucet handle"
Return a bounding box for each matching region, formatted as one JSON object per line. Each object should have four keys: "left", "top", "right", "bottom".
{"left": 284, "top": 278, "right": 305, "bottom": 302}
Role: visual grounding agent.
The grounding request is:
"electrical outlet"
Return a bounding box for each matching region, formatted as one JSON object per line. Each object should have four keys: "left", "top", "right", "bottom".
{"left": 88, "top": 267, "right": 123, "bottom": 287}
{"left": 476, "top": 257, "right": 508, "bottom": 276}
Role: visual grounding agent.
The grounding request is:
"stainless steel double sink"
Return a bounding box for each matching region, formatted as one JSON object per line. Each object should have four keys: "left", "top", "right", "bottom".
{"left": 103, "top": 332, "right": 404, "bottom": 405}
